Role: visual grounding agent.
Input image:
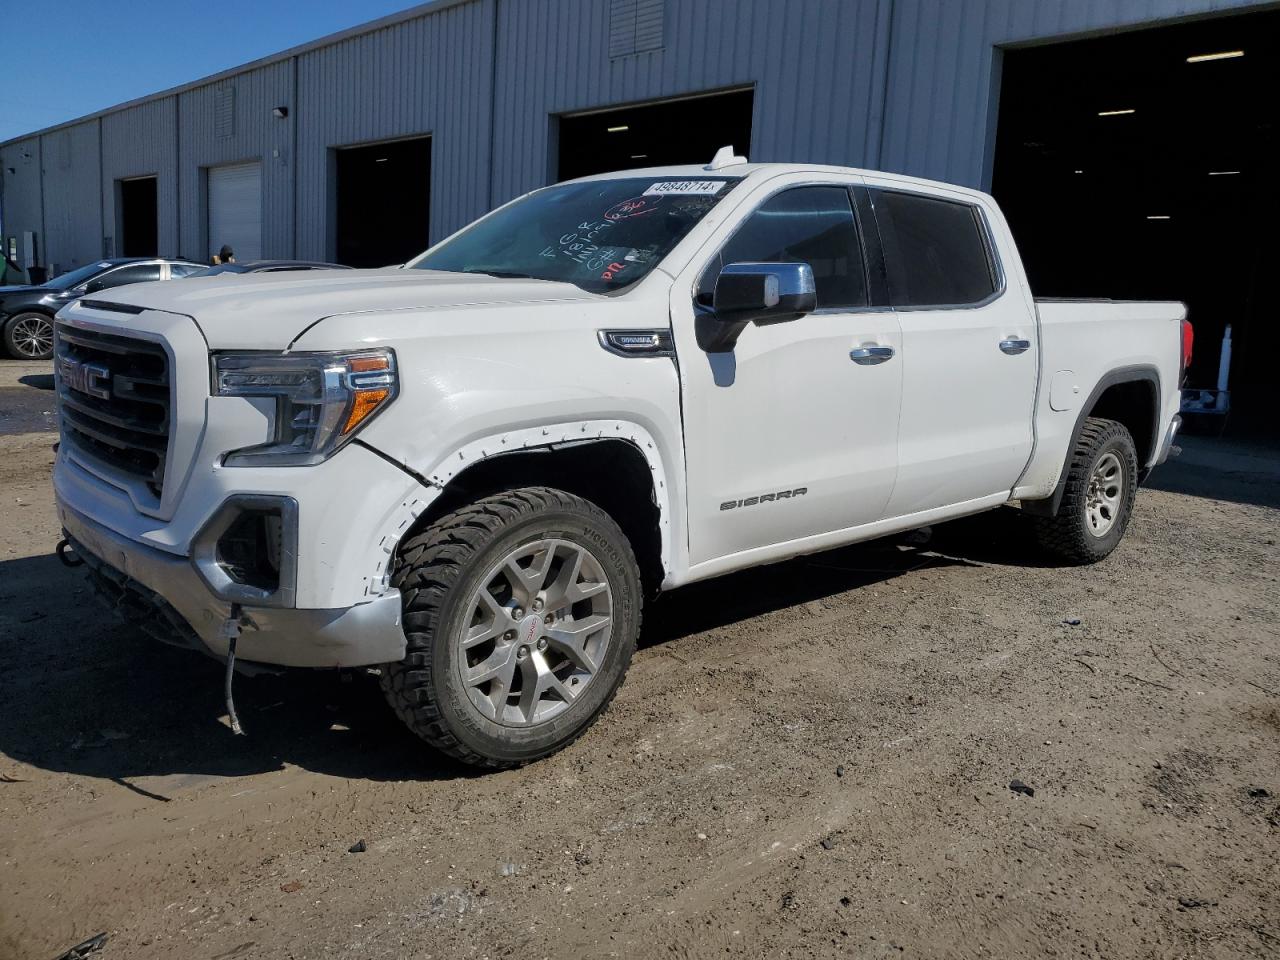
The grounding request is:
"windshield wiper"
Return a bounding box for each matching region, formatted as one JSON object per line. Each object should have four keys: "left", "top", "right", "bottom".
{"left": 469, "top": 269, "right": 538, "bottom": 280}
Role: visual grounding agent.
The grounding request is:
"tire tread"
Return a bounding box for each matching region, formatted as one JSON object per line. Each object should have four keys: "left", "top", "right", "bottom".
{"left": 1032, "top": 416, "right": 1138, "bottom": 565}
{"left": 380, "top": 486, "right": 639, "bottom": 769}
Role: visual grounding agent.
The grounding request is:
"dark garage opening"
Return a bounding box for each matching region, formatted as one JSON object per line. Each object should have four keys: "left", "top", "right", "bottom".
{"left": 335, "top": 136, "right": 431, "bottom": 267}
{"left": 557, "top": 88, "right": 754, "bottom": 181}
{"left": 119, "top": 176, "right": 158, "bottom": 257}
{"left": 993, "top": 10, "right": 1280, "bottom": 437}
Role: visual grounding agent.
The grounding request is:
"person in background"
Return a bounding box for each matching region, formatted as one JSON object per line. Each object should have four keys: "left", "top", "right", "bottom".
{"left": 219, "top": 245, "right": 235, "bottom": 265}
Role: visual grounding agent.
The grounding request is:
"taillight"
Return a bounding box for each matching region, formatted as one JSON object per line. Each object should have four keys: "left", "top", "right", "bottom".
{"left": 1180, "top": 319, "right": 1194, "bottom": 384}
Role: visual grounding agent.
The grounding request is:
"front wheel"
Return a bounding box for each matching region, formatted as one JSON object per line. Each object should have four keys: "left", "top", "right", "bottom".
{"left": 3, "top": 312, "right": 55, "bottom": 360}
{"left": 1032, "top": 416, "right": 1139, "bottom": 564}
{"left": 380, "top": 487, "right": 641, "bottom": 769}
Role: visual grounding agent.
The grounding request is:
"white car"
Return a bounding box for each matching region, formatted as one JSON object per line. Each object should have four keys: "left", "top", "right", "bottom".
{"left": 52, "top": 152, "right": 1188, "bottom": 768}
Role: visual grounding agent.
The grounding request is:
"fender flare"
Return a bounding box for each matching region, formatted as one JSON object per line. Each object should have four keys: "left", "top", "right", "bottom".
{"left": 362, "top": 419, "right": 678, "bottom": 593}
{"left": 1021, "top": 364, "right": 1160, "bottom": 518}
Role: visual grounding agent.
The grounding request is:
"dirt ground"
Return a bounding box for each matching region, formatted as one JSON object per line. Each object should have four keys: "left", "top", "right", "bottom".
{"left": 1, "top": 359, "right": 1277, "bottom": 960}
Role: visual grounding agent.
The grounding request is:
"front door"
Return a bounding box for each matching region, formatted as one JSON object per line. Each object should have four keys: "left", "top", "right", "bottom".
{"left": 864, "top": 183, "right": 1038, "bottom": 517}
{"left": 670, "top": 178, "right": 904, "bottom": 571}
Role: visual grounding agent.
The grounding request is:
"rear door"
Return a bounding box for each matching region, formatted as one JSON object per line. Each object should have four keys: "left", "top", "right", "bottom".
{"left": 864, "top": 183, "right": 1037, "bottom": 517}
{"left": 671, "top": 175, "right": 903, "bottom": 569}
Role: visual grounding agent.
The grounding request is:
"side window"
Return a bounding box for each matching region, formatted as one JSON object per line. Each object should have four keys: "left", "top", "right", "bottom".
{"left": 169, "top": 263, "right": 205, "bottom": 278}
{"left": 870, "top": 190, "right": 997, "bottom": 307}
{"left": 698, "top": 186, "right": 867, "bottom": 310}
{"left": 87, "top": 263, "right": 163, "bottom": 292}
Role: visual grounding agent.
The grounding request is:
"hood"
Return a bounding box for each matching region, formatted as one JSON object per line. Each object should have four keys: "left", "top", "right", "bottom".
{"left": 86, "top": 268, "right": 602, "bottom": 349}
{"left": 0, "top": 284, "right": 50, "bottom": 297}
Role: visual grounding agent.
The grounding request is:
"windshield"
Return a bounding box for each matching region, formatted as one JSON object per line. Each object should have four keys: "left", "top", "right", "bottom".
{"left": 410, "top": 176, "right": 741, "bottom": 293}
{"left": 47, "top": 261, "right": 114, "bottom": 290}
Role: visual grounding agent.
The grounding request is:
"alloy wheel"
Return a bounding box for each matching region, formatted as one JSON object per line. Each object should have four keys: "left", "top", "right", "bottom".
{"left": 457, "top": 537, "right": 613, "bottom": 727}
{"left": 10, "top": 315, "right": 53, "bottom": 358}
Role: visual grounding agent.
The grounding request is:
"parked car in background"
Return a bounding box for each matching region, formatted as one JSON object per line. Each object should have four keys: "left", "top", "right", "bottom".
{"left": 184, "top": 260, "right": 352, "bottom": 278}
{"left": 53, "top": 156, "right": 1188, "bottom": 768}
{"left": 1, "top": 257, "right": 204, "bottom": 359}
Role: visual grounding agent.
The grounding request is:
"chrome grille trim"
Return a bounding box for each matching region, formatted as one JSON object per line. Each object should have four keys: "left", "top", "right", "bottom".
{"left": 55, "top": 323, "right": 172, "bottom": 497}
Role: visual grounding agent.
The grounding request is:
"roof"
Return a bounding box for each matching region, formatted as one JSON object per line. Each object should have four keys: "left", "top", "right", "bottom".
{"left": 0, "top": 0, "right": 472, "bottom": 148}
{"left": 203, "top": 260, "right": 351, "bottom": 272}
{"left": 569, "top": 161, "right": 994, "bottom": 202}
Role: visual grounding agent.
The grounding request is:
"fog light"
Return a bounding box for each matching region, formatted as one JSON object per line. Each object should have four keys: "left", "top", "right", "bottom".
{"left": 192, "top": 495, "right": 298, "bottom": 607}
{"left": 216, "top": 508, "right": 284, "bottom": 592}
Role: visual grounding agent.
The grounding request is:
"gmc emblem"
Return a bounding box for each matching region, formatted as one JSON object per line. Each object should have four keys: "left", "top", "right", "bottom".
{"left": 59, "top": 357, "right": 112, "bottom": 401}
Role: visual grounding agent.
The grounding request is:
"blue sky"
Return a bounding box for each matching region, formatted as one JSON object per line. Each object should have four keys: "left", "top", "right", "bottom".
{"left": 1, "top": 0, "right": 427, "bottom": 142}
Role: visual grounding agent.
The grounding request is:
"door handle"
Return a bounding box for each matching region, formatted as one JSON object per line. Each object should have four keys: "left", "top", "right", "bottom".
{"left": 999, "top": 338, "right": 1031, "bottom": 355}
{"left": 850, "top": 345, "right": 895, "bottom": 365}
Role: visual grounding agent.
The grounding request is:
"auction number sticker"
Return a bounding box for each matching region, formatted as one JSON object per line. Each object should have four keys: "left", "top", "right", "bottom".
{"left": 642, "top": 180, "right": 727, "bottom": 197}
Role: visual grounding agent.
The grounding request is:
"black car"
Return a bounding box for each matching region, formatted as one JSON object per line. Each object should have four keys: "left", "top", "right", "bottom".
{"left": 0, "top": 257, "right": 205, "bottom": 360}
{"left": 184, "top": 259, "right": 352, "bottom": 278}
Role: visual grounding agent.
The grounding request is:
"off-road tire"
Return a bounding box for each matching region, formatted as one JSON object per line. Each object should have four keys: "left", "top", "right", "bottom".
{"left": 3, "top": 311, "right": 55, "bottom": 360}
{"left": 1032, "top": 417, "right": 1139, "bottom": 565}
{"left": 380, "top": 486, "right": 641, "bottom": 769}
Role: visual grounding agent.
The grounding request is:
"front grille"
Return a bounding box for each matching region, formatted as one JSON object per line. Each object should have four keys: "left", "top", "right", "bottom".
{"left": 56, "top": 324, "right": 171, "bottom": 497}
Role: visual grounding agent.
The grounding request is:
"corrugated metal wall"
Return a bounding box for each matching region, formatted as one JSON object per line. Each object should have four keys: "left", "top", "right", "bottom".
{"left": 878, "top": 0, "right": 1275, "bottom": 187}
{"left": 39, "top": 122, "right": 102, "bottom": 272}
{"left": 490, "top": 0, "right": 889, "bottom": 202}
{"left": 178, "top": 60, "right": 294, "bottom": 261}
{"left": 294, "top": 0, "right": 495, "bottom": 259}
{"left": 0, "top": 0, "right": 1267, "bottom": 273}
{"left": 101, "top": 97, "right": 180, "bottom": 258}
{"left": 0, "top": 137, "right": 43, "bottom": 262}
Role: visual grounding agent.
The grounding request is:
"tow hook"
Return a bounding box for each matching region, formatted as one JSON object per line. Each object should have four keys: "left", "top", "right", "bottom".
{"left": 220, "top": 602, "right": 249, "bottom": 736}
{"left": 55, "top": 539, "right": 84, "bottom": 568}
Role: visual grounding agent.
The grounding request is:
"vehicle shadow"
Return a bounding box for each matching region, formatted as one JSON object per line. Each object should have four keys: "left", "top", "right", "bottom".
{"left": 0, "top": 514, "right": 1038, "bottom": 788}
{"left": 0, "top": 554, "right": 460, "bottom": 790}
{"left": 18, "top": 373, "right": 54, "bottom": 390}
{"left": 1145, "top": 436, "right": 1280, "bottom": 510}
{"left": 643, "top": 507, "right": 1050, "bottom": 648}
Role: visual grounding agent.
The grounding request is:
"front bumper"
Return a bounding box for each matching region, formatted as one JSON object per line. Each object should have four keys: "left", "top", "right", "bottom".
{"left": 60, "top": 501, "right": 407, "bottom": 668}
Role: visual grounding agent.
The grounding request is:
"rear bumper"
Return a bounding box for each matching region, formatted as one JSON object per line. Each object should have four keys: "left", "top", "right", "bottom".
{"left": 60, "top": 502, "right": 406, "bottom": 668}
{"left": 1153, "top": 414, "right": 1182, "bottom": 467}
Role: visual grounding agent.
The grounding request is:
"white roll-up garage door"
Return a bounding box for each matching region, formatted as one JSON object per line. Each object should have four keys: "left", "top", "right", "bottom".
{"left": 207, "top": 161, "right": 262, "bottom": 261}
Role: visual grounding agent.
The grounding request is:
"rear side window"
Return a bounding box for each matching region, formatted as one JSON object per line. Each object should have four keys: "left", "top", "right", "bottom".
{"left": 699, "top": 186, "right": 867, "bottom": 310}
{"left": 87, "top": 262, "right": 163, "bottom": 292}
{"left": 871, "top": 190, "right": 997, "bottom": 307}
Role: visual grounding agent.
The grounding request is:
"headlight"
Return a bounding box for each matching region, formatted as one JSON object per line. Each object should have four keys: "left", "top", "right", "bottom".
{"left": 213, "top": 349, "right": 397, "bottom": 466}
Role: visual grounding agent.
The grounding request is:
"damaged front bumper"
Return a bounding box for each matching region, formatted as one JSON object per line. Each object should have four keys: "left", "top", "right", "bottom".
{"left": 60, "top": 502, "right": 407, "bottom": 668}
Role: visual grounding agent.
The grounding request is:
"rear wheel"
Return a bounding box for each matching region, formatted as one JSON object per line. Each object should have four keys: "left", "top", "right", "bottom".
{"left": 380, "top": 487, "right": 641, "bottom": 768}
{"left": 1032, "top": 417, "right": 1138, "bottom": 564}
{"left": 3, "top": 312, "right": 55, "bottom": 360}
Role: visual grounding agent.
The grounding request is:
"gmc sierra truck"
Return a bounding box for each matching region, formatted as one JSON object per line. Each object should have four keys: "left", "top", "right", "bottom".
{"left": 52, "top": 152, "right": 1188, "bottom": 768}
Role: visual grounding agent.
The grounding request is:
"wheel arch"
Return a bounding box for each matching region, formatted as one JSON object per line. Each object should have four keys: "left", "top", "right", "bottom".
{"left": 1023, "top": 364, "right": 1160, "bottom": 518}
{"left": 388, "top": 426, "right": 673, "bottom": 596}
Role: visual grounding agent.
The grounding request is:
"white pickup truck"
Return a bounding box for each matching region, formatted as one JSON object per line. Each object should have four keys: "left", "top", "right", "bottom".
{"left": 53, "top": 153, "right": 1188, "bottom": 767}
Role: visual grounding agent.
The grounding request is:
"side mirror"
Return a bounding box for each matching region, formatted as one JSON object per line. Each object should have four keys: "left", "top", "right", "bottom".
{"left": 83, "top": 277, "right": 108, "bottom": 294}
{"left": 697, "top": 262, "right": 816, "bottom": 352}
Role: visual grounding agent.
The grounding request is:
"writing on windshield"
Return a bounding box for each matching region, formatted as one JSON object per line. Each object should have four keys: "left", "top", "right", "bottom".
{"left": 410, "top": 177, "right": 740, "bottom": 293}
